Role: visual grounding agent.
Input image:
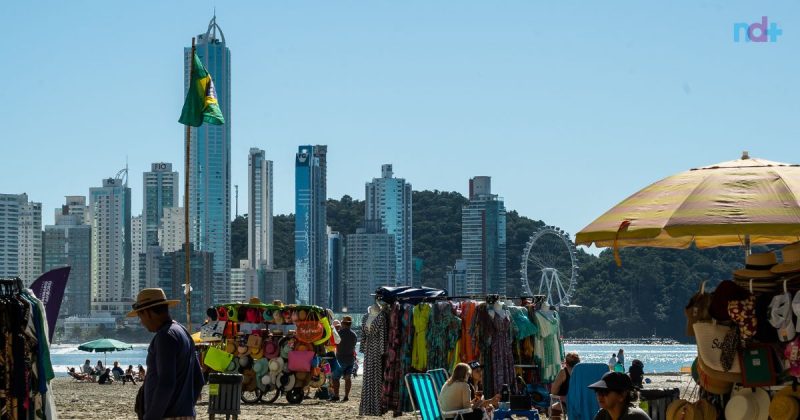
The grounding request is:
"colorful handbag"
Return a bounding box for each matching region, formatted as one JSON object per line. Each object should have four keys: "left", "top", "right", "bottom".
{"left": 296, "top": 312, "right": 324, "bottom": 343}
{"left": 739, "top": 343, "right": 778, "bottom": 387}
{"left": 204, "top": 346, "right": 234, "bottom": 372}
{"left": 288, "top": 350, "right": 315, "bottom": 372}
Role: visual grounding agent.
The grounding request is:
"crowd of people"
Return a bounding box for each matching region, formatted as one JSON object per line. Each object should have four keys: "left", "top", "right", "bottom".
{"left": 69, "top": 359, "right": 146, "bottom": 384}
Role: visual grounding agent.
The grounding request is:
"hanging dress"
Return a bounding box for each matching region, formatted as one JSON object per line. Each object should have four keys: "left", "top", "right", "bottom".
{"left": 458, "top": 301, "right": 479, "bottom": 364}
{"left": 360, "top": 309, "right": 388, "bottom": 416}
{"left": 411, "top": 303, "right": 431, "bottom": 371}
{"left": 490, "top": 310, "right": 516, "bottom": 397}
{"left": 382, "top": 303, "right": 402, "bottom": 414}
{"left": 397, "top": 303, "right": 415, "bottom": 414}
{"left": 426, "top": 302, "right": 461, "bottom": 370}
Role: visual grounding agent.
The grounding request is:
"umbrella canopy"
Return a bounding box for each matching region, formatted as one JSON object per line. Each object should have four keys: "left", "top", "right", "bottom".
{"left": 576, "top": 153, "right": 800, "bottom": 250}
{"left": 78, "top": 338, "right": 133, "bottom": 353}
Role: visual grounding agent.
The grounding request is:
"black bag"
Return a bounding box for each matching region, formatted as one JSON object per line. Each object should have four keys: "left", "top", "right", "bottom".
{"left": 134, "top": 384, "right": 145, "bottom": 419}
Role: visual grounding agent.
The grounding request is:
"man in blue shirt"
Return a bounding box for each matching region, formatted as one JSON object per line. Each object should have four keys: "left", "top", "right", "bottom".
{"left": 128, "top": 288, "right": 204, "bottom": 420}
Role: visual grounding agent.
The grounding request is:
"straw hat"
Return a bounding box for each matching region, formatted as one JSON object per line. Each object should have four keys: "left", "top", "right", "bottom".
{"left": 268, "top": 357, "right": 284, "bottom": 374}
{"left": 666, "top": 399, "right": 700, "bottom": 420}
{"left": 249, "top": 297, "right": 262, "bottom": 305}
{"left": 773, "top": 243, "right": 800, "bottom": 274}
{"left": 724, "top": 386, "right": 769, "bottom": 420}
{"left": 734, "top": 252, "right": 778, "bottom": 279}
{"left": 126, "top": 288, "right": 179, "bottom": 317}
{"left": 693, "top": 399, "right": 717, "bottom": 420}
{"left": 769, "top": 386, "right": 800, "bottom": 420}
{"left": 695, "top": 356, "right": 736, "bottom": 395}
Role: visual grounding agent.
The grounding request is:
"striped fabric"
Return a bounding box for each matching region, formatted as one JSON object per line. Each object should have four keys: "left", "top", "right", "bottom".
{"left": 427, "top": 369, "right": 449, "bottom": 396}
{"left": 576, "top": 155, "right": 800, "bottom": 249}
{"left": 405, "top": 373, "right": 443, "bottom": 420}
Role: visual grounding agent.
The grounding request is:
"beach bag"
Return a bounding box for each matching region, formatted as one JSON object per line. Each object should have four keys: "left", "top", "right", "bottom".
{"left": 296, "top": 312, "right": 324, "bottom": 343}
{"left": 740, "top": 343, "right": 778, "bottom": 387}
{"left": 313, "top": 314, "right": 333, "bottom": 346}
{"left": 693, "top": 321, "right": 741, "bottom": 373}
{"left": 288, "top": 350, "right": 315, "bottom": 372}
{"left": 205, "top": 346, "right": 235, "bottom": 372}
{"left": 685, "top": 281, "right": 712, "bottom": 336}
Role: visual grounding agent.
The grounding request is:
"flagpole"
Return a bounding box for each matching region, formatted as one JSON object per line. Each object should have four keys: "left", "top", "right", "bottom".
{"left": 184, "top": 37, "right": 195, "bottom": 333}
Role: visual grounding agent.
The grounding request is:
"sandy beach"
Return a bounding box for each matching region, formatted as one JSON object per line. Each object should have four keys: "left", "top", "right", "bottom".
{"left": 50, "top": 373, "right": 691, "bottom": 419}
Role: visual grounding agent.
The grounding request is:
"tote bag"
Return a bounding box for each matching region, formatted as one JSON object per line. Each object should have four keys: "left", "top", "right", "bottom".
{"left": 205, "top": 346, "right": 234, "bottom": 372}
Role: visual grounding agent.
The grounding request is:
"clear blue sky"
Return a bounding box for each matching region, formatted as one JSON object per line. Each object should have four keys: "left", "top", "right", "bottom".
{"left": 2, "top": 1, "right": 798, "bottom": 251}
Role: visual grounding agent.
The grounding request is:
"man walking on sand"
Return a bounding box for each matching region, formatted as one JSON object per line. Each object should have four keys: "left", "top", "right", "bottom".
{"left": 331, "top": 315, "right": 358, "bottom": 402}
{"left": 128, "top": 288, "right": 204, "bottom": 420}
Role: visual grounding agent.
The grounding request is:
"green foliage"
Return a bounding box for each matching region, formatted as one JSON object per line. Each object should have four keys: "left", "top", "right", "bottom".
{"left": 231, "top": 215, "right": 247, "bottom": 268}
{"left": 411, "top": 190, "right": 468, "bottom": 289}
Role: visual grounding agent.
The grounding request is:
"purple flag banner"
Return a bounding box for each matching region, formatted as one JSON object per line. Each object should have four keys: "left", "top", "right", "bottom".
{"left": 30, "top": 266, "right": 70, "bottom": 341}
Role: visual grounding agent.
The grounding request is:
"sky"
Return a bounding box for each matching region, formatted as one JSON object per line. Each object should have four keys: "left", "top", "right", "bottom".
{"left": 2, "top": 1, "right": 799, "bottom": 253}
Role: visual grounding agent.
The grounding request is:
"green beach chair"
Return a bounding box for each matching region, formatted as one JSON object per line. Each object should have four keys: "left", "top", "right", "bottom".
{"left": 427, "top": 368, "right": 449, "bottom": 395}
{"left": 405, "top": 373, "right": 472, "bottom": 420}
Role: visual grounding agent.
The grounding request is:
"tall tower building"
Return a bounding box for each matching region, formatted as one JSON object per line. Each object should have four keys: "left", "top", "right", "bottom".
{"left": 0, "top": 193, "right": 41, "bottom": 282}
{"left": 294, "top": 145, "right": 328, "bottom": 306}
{"left": 365, "top": 164, "right": 412, "bottom": 287}
{"left": 89, "top": 177, "right": 132, "bottom": 316}
{"left": 44, "top": 196, "right": 91, "bottom": 317}
{"left": 131, "top": 215, "right": 143, "bottom": 297}
{"left": 143, "top": 162, "right": 179, "bottom": 247}
{"left": 185, "top": 16, "right": 231, "bottom": 303}
{"left": 461, "top": 176, "right": 507, "bottom": 294}
{"left": 345, "top": 222, "right": 395, "bottom": 313}
{"left": 158, "top": 207, "right": 185, "bottom": 253}
{"left": 328, "top": 230, "right": 344, "bottom": 311}
{"left": 247, "top": 148, "right": 273, "bottom": 269}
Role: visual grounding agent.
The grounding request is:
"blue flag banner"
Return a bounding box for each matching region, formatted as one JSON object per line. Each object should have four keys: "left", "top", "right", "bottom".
{"left": 30, "top": 267, "right": 70, "bottom": 341}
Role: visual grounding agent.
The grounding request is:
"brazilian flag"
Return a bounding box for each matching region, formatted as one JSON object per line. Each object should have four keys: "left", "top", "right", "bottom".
{"left": 179, "top": 52, "right": 225, "bottom": 127}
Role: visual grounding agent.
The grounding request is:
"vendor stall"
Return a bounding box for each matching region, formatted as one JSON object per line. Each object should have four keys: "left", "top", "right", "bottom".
{"left": 199, "top": 298, "right": 335, "bottom": 406}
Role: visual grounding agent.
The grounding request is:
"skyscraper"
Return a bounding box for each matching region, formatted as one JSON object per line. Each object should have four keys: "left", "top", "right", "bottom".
{"left": 345, "top": 222, "right": 395, "bottom": 313}
{"left": 89, "top": 177, "right": 132, "bottom": 316}
{"left": 328, "top": 230, "right": 343, "bottom": 311}
{"left": 143, "top": 162, "right": 179, "bottom": 248}
{"left": 365, "top": 164, "right": 412, "bottom": 286}
{"left": 186, "top": 16, "right": 231, "bottom": 303}
{"left": 130, "top": 215, "right": 143, "bottom": 297}
{"left": 0, "top": 193, "right": 42, "bottom": 283}
{"left": 247, "top": 148, "right": 273, "bottom": 269}
{"left": 462, "top": 176, "right": 507, "bottom": 294}
{"left": 158, "top": 207, "right": 185, "bottom": 253}
{"left": 44, "top": 196, "right": 91, "bottom": 317}
{"left": 294, "top": 145, "right": 328, "bottom": 305}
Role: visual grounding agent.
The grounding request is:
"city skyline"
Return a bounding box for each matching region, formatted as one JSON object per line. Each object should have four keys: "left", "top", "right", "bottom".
{"left": 2, "top": 3, "right": 799, "bottom": 255}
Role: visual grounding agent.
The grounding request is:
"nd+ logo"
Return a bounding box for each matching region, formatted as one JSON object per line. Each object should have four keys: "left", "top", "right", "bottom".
{"left": 733, "top": 16, "right": 782, "bottom": 43}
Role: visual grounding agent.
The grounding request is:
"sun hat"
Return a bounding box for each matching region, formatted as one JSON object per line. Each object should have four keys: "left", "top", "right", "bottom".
{"left": 724, "top": 386, "right": 769, "bottom": 420}
{"left": 268, "top": 357, "right": 284, "bottom": 373}
{"left": 695, "top": 356, "right": 735, "bottom": 395}
{"left": 126, "top": 288, "right": 179, "bottom": 317}
{"left": 773, "top": 242, "right": 800, "bottom": 274}
{"left": 693, "top": 399, "right": 717, "bottom": 420}
{"left": 272, "top": 310, "right": 284, "bottom": 325}
{"left": 769, "top": 385, "right": 800, "bottom": 420}
{"left": 342, "top": 315, "right": 353, "bottom": 324}
{"left": 588, "top": 372, "right": 633, "bottom": 392}
{"left": 279, "top": 372, "right": 296, "bottom": 391}
{"left": 264, "top": 340, "right": 279, "bottom": 359}
{"left": 734, "top": 252, "right": 778, "bottom": 279}
{"left": 693, "top": 321, "right": 741, "bottom": 373}
{"left": 261, "top": 374, "right": 273, "bottom": 386}
{"left": 666, "top": 399, "right": 699, "bottom": 420}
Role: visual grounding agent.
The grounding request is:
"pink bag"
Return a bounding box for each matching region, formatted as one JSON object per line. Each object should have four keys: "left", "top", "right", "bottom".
{"left": 288, "top": 350, "right": 314, "bottom": 372}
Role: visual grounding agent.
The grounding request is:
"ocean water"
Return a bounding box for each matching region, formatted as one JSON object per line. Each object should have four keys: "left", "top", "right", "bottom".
{"left": 50, "top": 342, "right": 697, "bottom": 377}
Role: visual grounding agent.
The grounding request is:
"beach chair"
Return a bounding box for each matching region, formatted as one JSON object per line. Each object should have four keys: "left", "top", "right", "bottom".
{"left": 427, "top": 368, "right": 449, "bottom": 394}
{"left": 405, "top": 373, "right": 472, "bottom": 420}
{"left": 566, "top": 363, "right": 609, "bottom": 420}
{"left": 67, "top": 368, "right": 94, "bottom": 382}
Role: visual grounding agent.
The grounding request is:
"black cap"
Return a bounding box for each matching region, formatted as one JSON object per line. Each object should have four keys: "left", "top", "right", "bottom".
{"left": 469, "top": 361, "right": 481, "bottom": 370}
{"left": 588, "top": 372, "right": 632, "bottom": 392}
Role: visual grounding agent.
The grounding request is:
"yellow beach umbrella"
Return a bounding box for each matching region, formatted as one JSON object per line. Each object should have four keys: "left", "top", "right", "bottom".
{"left": 576, "top": 152, "right": 800, "bottom": 257}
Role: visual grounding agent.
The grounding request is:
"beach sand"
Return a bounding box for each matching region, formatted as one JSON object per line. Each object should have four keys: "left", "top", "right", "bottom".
{"left": 51, "top": 373, "right": 692, "bottom": 419}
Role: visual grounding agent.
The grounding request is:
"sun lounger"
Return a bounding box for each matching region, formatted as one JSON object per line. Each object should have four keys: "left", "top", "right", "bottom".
{"left": 67, "top": 368, "right": 94, "bottom": 382}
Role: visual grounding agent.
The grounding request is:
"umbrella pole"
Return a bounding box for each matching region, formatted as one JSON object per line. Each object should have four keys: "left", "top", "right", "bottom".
{"left": 744, "top": 234, "right": 751, "bottom": 257}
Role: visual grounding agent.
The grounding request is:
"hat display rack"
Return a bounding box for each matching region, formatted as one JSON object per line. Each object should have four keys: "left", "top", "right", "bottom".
{"left": 197, "top": 297, "right": 334, "bottom": 407}
{"left": 687, "top": 242, "right": 800, "bottom": 420}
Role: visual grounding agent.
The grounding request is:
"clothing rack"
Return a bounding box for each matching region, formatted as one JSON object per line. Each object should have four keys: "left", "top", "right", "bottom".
{"left": 0, "top": 277, "right": 24, "bottom": 296}
{"left": 390, "top": 294, "right": 549, "bottom": 307}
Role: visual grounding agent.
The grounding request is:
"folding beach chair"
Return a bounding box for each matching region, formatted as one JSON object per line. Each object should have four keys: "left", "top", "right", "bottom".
{"left": 405, "top": 373, "right": 473, "bottom": 420}
{"left": 427, "top": 368, "right": 449, "bottom": 395}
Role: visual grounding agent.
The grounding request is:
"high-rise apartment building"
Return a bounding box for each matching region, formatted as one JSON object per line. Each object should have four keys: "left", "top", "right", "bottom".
{"left": 230, "top": 259, "right": 253, "bottom": 303}
{"left": 294, "top": 145, "right": 328, "bottom": 306}
{"left": 131, "top": 215, "right": 143, "bottom": 297}
{"left": 152, "top": 243, "right": 213, "bottom": 327}
{"left": 186, "top": 16, "right": 231, "bottom": 303}
{"left": 462, "top": 176, "right": 507, "bottom": 294}
{"left": 44, "top": 196, "right": 91, "bottom": 317}
{"left": 0, "top": 193, "right": 42, "bottom": 283}
{"left": 328, "top": 230, "right": 344, "bottom": 311}
{"left": 158, "top": 207, "right": 185, "bottom": 253}
{"left": 247, "top": 148, "right": 273, "bottom": 269}
{"left": 445, "top": 259, "right": 468, "bottom": 297}
{"left": 345, "top": 221, "right": 395, "bottom": 313}
{"left": 89, "top": 177, "right": 132, "bottom": 316}
{"left": 365, "top": 164, "right": 412, "bottom": 287}
{"left": 143, "top": 162, "right": 179, "bottom": 247}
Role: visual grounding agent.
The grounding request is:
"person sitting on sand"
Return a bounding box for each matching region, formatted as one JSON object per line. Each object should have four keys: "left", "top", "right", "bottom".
{"left": 550, "top": 352, "right": 580, "bottom": 419}
{"left": 68, "top": 367, "right": 94, "bottom": 382}
{"left": 82, "top": 359, "right": 94, "bottom": 375}
{"left": 98, "top": 368, "right": 114, "bottom": 385}
{"left": 124, "top": 364, "right": 137, "bottom": 385}
{"left": 95, "top": 360, "right": 105, "bottom": 375}
{"left": 112, "top": 361, "right": 125, "bottom": 379}
{"left": 137, "top": 364, "right": 146, "bottom": 381}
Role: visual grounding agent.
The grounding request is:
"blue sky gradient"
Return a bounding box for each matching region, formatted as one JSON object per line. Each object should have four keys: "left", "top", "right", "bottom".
{"left": 2, "top": 1, "right": 798, "bottom": 250}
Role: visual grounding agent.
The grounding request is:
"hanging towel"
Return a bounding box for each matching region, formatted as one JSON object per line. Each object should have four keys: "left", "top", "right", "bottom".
{"left": 567, "top": 363, "right": 609, "bottom": 420}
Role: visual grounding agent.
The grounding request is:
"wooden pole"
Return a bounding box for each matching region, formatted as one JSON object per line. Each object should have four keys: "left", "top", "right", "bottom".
{"left": 184, "top": 37, "right": 195, "bottom": 333}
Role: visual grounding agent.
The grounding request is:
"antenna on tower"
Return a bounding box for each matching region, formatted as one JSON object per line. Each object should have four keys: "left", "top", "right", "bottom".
{"left": 235, "top": 184, "right": 239, "bottom": 218}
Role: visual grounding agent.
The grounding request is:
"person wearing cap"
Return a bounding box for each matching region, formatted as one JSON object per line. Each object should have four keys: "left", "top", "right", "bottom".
{"left": 588, "top": 372, "right": 651, "bottom": 420}
{"left": 331, "top": 315, "right": 358, "bottom": 402}
{"left": 128, "top": 288, "right": 205, "bottom": 420}
{"left": 551, "top": 352, "right": 580, "bottom": 418}
{"left": 466, "top": 361, "right": 500, "bottom": 413}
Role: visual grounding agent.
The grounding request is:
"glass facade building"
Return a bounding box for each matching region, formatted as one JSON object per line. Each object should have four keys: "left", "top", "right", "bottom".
{"left": 248, "top": 148, "right": 273, "bottom": 269}
{"left": 44, "top": 197, "right": 91, "bottom": 317}
{"left": 143, "top": 162, "right": 179, "bottom": 248}
{"left": 462, "top": 176, "right": 507, "bottom": 294}
{"left": 365, "top": 164, "right": 412, "bottom": 287}
{"left": 185, "top": 16, "right": 231, "bottom": 304}
{"left": 294, "top": 145, "right": 328, "bottom": 306}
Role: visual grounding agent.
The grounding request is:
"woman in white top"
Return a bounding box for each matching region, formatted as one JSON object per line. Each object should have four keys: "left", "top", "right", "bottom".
{"left": 438, "top": 363, "right": 483, "bottom": 420}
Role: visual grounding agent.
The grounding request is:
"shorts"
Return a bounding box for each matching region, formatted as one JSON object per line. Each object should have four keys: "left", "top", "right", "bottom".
{"left": 332, "top": 362, "right": 354, "bottom": 381}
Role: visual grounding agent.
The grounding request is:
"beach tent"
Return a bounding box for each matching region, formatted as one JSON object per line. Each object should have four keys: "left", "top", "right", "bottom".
{"left": 576, "top": 152, "right": 800, "bottom": 260}
{"left": 77, "top": 338, "right": 133, "bottom": 365}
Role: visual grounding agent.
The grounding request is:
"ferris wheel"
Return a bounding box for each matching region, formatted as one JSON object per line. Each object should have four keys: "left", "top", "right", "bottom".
{"left": 520, "top": 226, "right": 579, "bottom": 308}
